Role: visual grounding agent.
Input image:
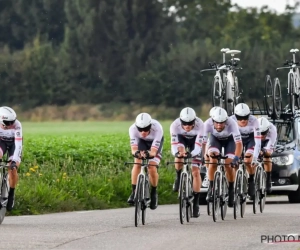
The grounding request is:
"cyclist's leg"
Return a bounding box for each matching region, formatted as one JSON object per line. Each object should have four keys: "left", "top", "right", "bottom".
{"left": 224, "top": 137, "right": 236, "bottom": 207}
{"left": 244, "top": 139, "right": 256, "bottom": 197}
{"left": 261, "top": 139, "right": 272, "bottom": 193}
{"left": 207, "top": 135, "right": 221, "bottom": 201}
{"left": 173, "top": 135, "right": 187, "bottom": 192}
{"left": 192, "top": 159, "right": 202, "bottom": 217}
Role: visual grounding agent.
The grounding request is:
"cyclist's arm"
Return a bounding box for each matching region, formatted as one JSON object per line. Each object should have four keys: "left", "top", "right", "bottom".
{"left": 253, "top": 119, "right": 261, "bottom": 159}
{"left": 190, "top": 124, "right": 204, "bottom": 157}
{"left": 149, "top": 126, "right": 163, "bottom": 157}
{"left": 231, "top": 121, "right": 243, "bottom": 157}
{"left": 129, "top": 125, "right": 139, "bottom": 155}
{"left": 13, "top": 121, "right": 23, "bottom": 163}
{"left": 265, "top": 124, "right": 277, "bottom": 154}
{"left": 170, "top": 122, "right": 181, "bottom": 156}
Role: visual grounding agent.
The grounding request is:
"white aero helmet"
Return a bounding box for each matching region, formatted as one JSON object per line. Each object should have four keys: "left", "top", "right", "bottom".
{"left": 180, "top": 107, "right": 196, "bottom": 123}
{"left": 135, "top": 113, "right": 152, "bottom": 130}
{"left": 257, "top": 117, "right": 270, "bottom": 134}
{"left": 0, "top": 106, "right": 17, "bottom": 126}
{"left": 211, "top": 107, "right": 228, "bottom": 123}
{"left": 209, "top": 106, "right": 219, "bottom": 117}
{"left": 234, "top": 103, "right": 250, "bottom": 117}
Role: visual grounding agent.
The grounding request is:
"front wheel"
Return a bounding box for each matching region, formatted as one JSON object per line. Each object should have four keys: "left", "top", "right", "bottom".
{"left": 179, "top": 174, "right": 187, "bottom": 224}
{"left": 135, "top": 175, "right": 143, "bottom": 227}
{"left": 260, "top": 171, "right": 267, "bottom": 213}
{"left": 253, "top": 167, "right": 261, "bottom": 214}
{"left": 233, "top": 171, "right": 242, "bottom": 220}
{"left": 142, "top": 179, "right": 150, "bottom": 225}
{"left": 186, "top": 178, "right": 193, "bottom": 222}
{"left": 220, "top": 177, "right": 228, "bottom": 220}
{"left": 0, "top": 172, "right": 9, "bottom": 225}
{"left": 212, "top": 172, "right": 221, "bottom": 222}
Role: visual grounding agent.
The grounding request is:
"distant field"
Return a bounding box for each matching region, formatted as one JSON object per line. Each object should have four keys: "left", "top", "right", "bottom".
{"left": 13, "top": 121, "right": 176, "bottom": 215}
{"left": 22, "top": 121, "right": 173, "bottom": 135}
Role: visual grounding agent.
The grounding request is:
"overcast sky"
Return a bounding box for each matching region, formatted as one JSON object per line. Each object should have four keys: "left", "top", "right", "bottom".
{"left": 231, "top": 0, "right": 297, "bottom": 13}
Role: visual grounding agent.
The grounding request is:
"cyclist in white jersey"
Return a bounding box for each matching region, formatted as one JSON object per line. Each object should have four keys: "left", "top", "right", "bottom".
{"left": 202, "top": 107, "right": 242, "bottom": 207}
{"left": 0, "top": 106, "right": 23, "bottom": 211}
{"left": 231, "top": 103, "right": 261, "bottom": 198}
{"left": 127, "top": 113, "right": 163, "bottom": 210}
{"left": 258, "top": 117, "right": 277, "bottom": 193}
{"left": 170, "top": 107, "right": 204, "bottom": 218}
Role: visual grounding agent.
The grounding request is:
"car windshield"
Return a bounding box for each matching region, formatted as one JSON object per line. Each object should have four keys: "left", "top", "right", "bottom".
{"left": 274, "top": 121, "right": 294, "bottom": 145}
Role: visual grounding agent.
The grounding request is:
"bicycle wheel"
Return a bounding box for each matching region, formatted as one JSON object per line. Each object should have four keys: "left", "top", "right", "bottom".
{"left": 142, "top": 178, "right": 150, "bottom": 225}
{"left": 289, "top": 74, "right": 296, "bottom": 114}
{"left": 233, "top": 171, "right": 241, "bottom": 220}
{"left": 212, "top": 172, "right": 221, "bottom": 222}
{"left": 212, "top": 77, "right": 224, "bottom": 108}
{"left": 272, "top": 78, "right": 282, "bottom": 119}
{"left": 253, "top": 166, "right": 261, "bottom": 214}
{"left": 220, "top": 177, "right": 228, "bottom": 220}
{"left": 225, "top": 77, "right": 234, "bottom": 116}
{"left": 179, "top": 174, "right": 187, "bottom": 224}
{"left": 0, "top": 171, "right": 9, "bottom": 225}
{"left": 240, "top": 174, "right": 247, "bottom": 218}
{"left": 234, "top": 76, "right": 240, "bottom": 105}
{"left": 264, "top": 75, "right": 273, "bottom": 117}
{"left": 260, "top": 171, "right": 267, "bottom": 213}
{"left": 186, "top": 177, "right": 193, "bottom": 222}
{"left": 135, "top": 175, "right": 143, "bottom": 227}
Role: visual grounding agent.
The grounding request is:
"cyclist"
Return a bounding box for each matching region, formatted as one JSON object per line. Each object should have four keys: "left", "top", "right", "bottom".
{"left": 202, "top": 107, "right": 242, "bottom": 207}
{"left": 231, "top": 103, "right": 261, "bottom": 198}
{"left": 258, "top": 117, "right": 277, "bottom": 193}
{"left": 127, "top": 113, "right": 163, "bottom": 210}
{"left": 0, "top": 106, "right": 23, "bottom": 211}
{"left": 170, "top": 107, "right": 204, "bottom": 218}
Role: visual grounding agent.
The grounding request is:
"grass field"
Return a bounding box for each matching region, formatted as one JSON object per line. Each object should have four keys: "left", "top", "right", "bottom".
{"left": 11, "top": 121, "right": 178, "bottom": 215}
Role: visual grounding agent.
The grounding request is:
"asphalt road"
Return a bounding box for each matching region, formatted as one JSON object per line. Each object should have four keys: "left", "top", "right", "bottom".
{"left": 0, "top": 196, "right": 299, "bottom": 250}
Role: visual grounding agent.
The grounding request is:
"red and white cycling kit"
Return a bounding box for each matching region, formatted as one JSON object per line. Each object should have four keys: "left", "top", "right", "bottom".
{"left": 170, "top": 117, "right": 204, "bottom": 157}
{"left": 261, "top": 122, "right": 277, "bottom": 154}
{"left": 231, "top": 115, "right": 261, "bottom": 158}
{"left": 129, "top": 119, "right": 163, "bottom": 164}
{"left": 0, "top": 120, "right": 23, "bottom": 162}
{"left": 203, "top": 117, "right": 242, "bottom": 159}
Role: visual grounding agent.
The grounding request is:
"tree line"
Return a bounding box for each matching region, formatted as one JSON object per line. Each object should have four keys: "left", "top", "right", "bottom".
{"left": 0, "top": 0, "right": 299, "bottom": 110}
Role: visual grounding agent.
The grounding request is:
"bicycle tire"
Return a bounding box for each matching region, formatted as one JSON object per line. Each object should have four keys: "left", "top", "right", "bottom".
{"left": 253, "top": 166, "right": 261, "bottom": 214}
{"left": 212, "top": 77, "right": 224, "bottom": 108}
{"left": 212, "top": 172, "right": 221, "bottom": 222}
{"left": 0, "top": 170, "right": 9, "bottom": 225}
{"left": 220, "top": 176, "right": 228, "bottom": 220}
{"left": 234, "top": 76, "right": 240, "bottom": 105}
{"left": 186, "top": 177, "right": 193, "bottom": 222}
{"left": 289, "top": 74, "right": 295, "bottom": 114}
{"left": 264, "top": 75, "right": 273, "bottom": 117}
{"left": 260, "top": 171, "right": 267, "bottom": 213}
{"left": 233, "top": 171, "right": 242, "bottom": 220}
{"left": 179, "top": 173, "right": 187, "bottom": 224}
{"left": 225, "top": 77, "right": 234, "bottom": 116}
{"left": 272, "top": 78, "right": 282, "bottom": 119}
{"left": 142, "top": 178, "right": 150, "bottom": 225}
{"left": 240, "top": 174, "right": 247, "bottom": 218}
{"left": 135, "top": 175, "right": 143, "bottom": 227}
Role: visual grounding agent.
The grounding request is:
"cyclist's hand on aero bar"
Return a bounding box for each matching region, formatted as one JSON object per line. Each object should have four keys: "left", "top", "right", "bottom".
{"left": 184, "top": 152, "right": 192, "bottom": 158}
{"left": 134, "top": 150, "right": 142, "bottom": 159}
{"left": 141, "top": 150, "right": 151, "bottom": 159}
{"left": 10, "top": 161, "right": 18, "bottom": 170}
{"left": 231, "top": 155, "right": 239, "bottom": 167}
{"left": 251, "top": 157, "right": 259, "bottom": 167}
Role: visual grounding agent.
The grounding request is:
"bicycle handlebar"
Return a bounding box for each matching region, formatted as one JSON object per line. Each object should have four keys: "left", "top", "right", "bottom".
{"left": 124, "top": 162, "right": 157, "bottom": 167}
{"left": 166, "top": 161, "right": 200, "bottom": 166}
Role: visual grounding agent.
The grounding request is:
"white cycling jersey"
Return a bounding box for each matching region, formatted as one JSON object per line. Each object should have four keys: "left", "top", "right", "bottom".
{"left": 231, "top": 114, "right": 261, "bottom": 158}
{"left": 170, "top": 117, "right": 204, "bottom": 157}
{"left": 129, "top": 119, "right": 163, "bottom": 150}
{"left": 202, "top": 117, "right": 242, "bottom": 143}
{"left": 263, "top": 122, "right": 277, "bottom": 152}
{"left": 0, "top": 120, "right": 23, "bottom": 162}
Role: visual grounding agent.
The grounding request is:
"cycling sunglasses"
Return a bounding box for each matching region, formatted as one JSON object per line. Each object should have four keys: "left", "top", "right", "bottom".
{"left": 136, "top": 124, "right": 151, "bottom": 132}
{"left": 2, "top": 120, "right": 15, "bottom": 126}
{"left": 180, "top": 119, "right": 195, "bottom": 126}
{"left": 235, "top": 114, "right": 249, "bottom": 121}
{"left": 261, "top": 129, "right": 269, "bottom": 136}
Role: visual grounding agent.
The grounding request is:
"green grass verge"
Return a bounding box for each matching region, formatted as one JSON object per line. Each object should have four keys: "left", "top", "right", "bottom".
{"left": 10, "top": 121, "right": 179, "bottom": 215}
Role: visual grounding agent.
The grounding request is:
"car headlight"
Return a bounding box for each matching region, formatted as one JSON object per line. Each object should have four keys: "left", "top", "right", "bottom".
{"left": 272, "top": 154, "right": 294, "bottom": 166}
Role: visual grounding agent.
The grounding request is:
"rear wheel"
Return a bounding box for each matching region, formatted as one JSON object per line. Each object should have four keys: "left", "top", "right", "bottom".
{"left": 272, "top": 78, "right": 282, "bottom": 119}
{"left": 135, "top": 176, "right": 143, "bottom": 227}
{"left": 265, "top": 75, "right": 273, "bottom": 116}
{"left": 179, "top": 174, "right": 187, "bottom": 224}
{"left": 212, "top": 172, "right": 221, "bottom": 222}
{"left": 212, "top": 77, "right": 224, "bottom": 108}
